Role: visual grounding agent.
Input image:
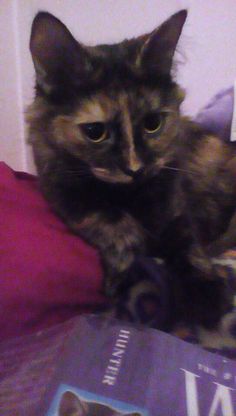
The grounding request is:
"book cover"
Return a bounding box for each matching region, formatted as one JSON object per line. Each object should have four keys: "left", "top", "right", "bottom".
{"left": 0, "top": 315, "right": 235, "bottom": 415}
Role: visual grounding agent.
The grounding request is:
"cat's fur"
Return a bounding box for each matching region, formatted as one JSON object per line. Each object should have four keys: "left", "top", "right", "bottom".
{"left": 58, "top": 391, "right": 141, "bottom": 416}
{"left": 28, "top": 10, "right": 236, "bottom": 329}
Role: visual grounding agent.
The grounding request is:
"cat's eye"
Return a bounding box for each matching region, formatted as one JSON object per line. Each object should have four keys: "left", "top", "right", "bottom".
{"left": 80, "top": 122, "right": 108, "bottom": 143}
{"left": 143, "top": 112, "right": 163, "bottom": 134}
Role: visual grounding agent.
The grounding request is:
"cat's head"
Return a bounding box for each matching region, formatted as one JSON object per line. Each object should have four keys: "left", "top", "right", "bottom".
{"left": 29, "top": 10, "right": 187, "bottom": 184}
{"left": 58, "top": 391, "right": 142, "bottom": 416}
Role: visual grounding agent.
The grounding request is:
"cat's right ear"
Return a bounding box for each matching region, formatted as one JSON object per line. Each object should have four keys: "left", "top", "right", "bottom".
{"left": 30, "top": 12, "right": 90, "bottom": 94}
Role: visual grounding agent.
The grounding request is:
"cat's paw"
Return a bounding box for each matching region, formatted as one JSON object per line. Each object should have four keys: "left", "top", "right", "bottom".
{"left": 111, "top": 277, "right": 169, "bottom": 330}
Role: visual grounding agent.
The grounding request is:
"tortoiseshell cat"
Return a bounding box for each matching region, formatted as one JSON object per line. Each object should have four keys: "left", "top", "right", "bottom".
{"left": 28, "top": 10, "right": 236, "bottom": 330}
{"left": 58, "top": 391, "right": 141, "bottom": 416}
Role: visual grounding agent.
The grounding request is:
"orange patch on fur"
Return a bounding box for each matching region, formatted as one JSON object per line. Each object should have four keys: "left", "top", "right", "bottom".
{"left": 73, "top": 94, "right": 118, "bottom": 124}
{"left": 52, "top": 115, "right": 83, "bottom": 148}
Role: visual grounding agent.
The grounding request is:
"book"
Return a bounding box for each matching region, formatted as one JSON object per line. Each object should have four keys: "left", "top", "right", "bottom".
{"left": 0, "top": 315, "right": 235, "bottom": 415}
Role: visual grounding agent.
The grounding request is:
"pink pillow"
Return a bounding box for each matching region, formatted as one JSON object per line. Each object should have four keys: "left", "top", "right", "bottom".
{"left": 0, "top": 163, "right": 105, "bottom": 339}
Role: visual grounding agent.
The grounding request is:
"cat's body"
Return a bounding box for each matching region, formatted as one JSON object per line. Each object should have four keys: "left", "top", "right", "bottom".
{"left": 58, "top": 391, "right": 141, "bottom": 416}
{"left": 28, "top": 10, "right": 236, "bottom": 330}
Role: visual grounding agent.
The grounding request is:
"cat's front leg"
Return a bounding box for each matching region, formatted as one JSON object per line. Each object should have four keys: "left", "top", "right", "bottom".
{"left": 69, "top": 212, "right": 146, "bottom": 296}
{"left": 160, "top": 217, "right": 233, "bottom": 328}
{"left": 179, "top": 243, "right": 233, "bottom": 328}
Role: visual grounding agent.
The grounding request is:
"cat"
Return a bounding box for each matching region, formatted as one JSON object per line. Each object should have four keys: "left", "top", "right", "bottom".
{"left": 27, "top": 9, "right": 236, "bottom": 330}
{"left": 58, "top": 391, "right": 141, "bottom": 416}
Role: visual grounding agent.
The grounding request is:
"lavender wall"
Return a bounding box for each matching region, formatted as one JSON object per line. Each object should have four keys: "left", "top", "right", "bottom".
{"left": 1, "top": 0, "right": 236, "bottom": 171}
{"left": 0, "top": 0, "right": 25, "bottom": 170}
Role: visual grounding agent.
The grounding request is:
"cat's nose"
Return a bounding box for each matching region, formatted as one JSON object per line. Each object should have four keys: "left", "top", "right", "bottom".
{"left": 125, "top": 167, "right": 145, "bottom": 178}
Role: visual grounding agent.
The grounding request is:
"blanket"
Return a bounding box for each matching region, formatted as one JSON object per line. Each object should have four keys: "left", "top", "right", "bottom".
{"left": 0, "top": 162, "right": 105, "bottom": 339}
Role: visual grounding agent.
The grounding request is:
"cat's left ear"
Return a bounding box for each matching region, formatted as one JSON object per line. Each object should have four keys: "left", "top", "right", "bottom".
{"left": 140, "top": 9, "right": 187, "bottom": 76}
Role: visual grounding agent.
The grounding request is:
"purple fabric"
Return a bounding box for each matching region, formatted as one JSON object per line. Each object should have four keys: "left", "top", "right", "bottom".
{"left": 195, "top": 86, "right": 234, "bottom": 141}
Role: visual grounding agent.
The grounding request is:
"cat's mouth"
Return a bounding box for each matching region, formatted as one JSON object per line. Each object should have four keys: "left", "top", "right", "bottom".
{"left": 91, "top": 167, "right": 134, "bottom": 184}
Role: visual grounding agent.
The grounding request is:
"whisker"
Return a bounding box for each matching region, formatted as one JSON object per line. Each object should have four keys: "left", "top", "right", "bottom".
{"left": 162, "top": 165, "right": 195, "bottom": 175}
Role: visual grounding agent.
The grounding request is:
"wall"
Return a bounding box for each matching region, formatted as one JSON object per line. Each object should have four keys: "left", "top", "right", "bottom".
{"left": 1, "top": 0, "right": 236, "bottom": 171}
{"left": 0, "top": 0, "right": 25, "bottom": 170}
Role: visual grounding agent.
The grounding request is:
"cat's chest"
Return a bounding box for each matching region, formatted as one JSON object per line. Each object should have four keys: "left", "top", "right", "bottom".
{"left": 124, "top": 173, "right": 177, "bottom": 223}
{"left": 96, "top": 175, "right": 178, "bottom": 245}
{"left": 58, "top": 171, "right": 178, "bottom": 232}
